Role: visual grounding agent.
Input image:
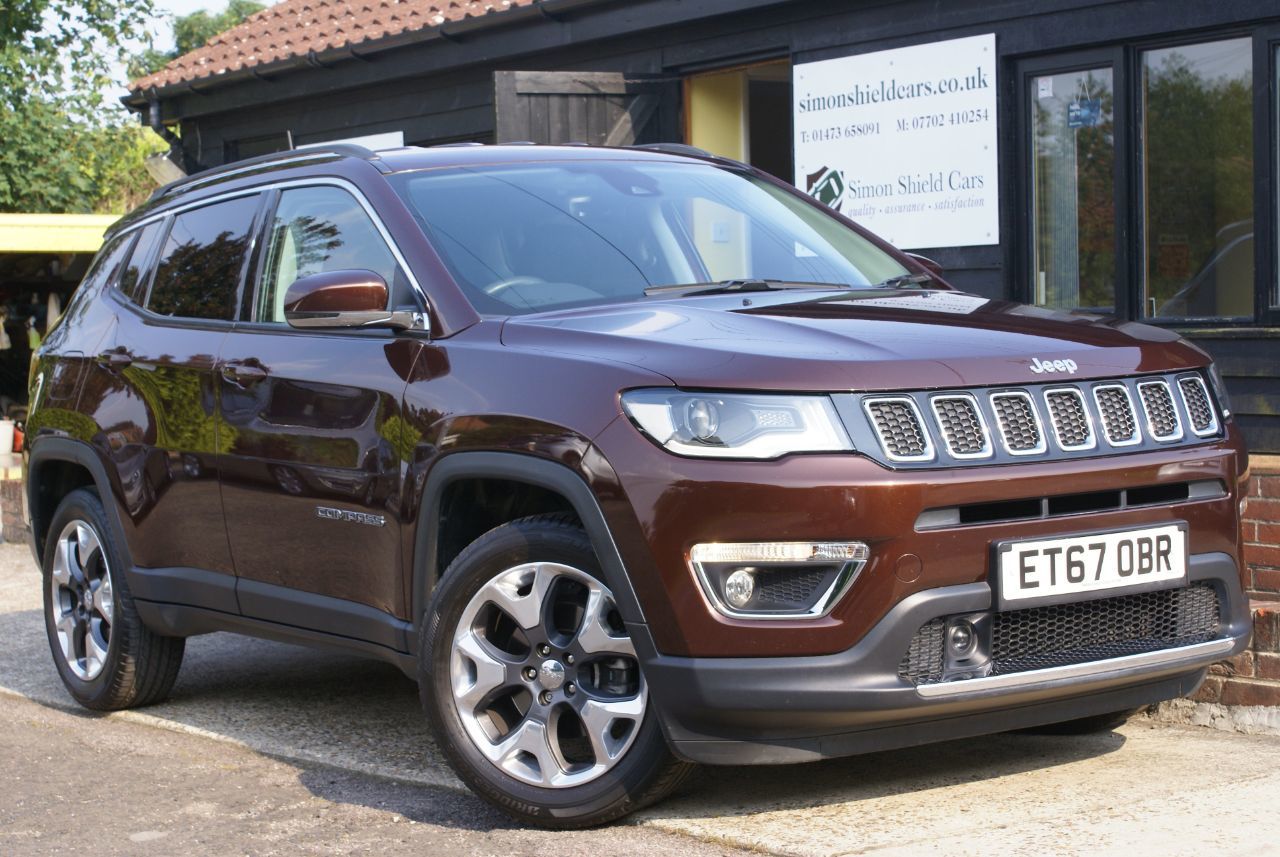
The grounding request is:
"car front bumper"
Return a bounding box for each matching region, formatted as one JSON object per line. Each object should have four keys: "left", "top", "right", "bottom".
{"left": 635, "top": 552, "right": 1250, "bottom": 765}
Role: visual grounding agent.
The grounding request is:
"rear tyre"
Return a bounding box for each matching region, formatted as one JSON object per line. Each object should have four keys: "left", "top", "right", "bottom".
{"left": 420, "top": 513, "right": 693, "bottom": 828}
{"left": 42, "top": 488, "right": 185, "bottom": 711}
{"left": 1024, "top": 708, "right": 1140, "bottom": 735}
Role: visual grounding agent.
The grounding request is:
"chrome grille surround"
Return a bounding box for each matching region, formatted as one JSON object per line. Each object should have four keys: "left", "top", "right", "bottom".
{"left": 862, "top": 396, "right": 934, "bottom": 463}
{"left": 989, "top": 391, "right": 1047, "bottom": 455}
{"left": 1177, "top": 375, "right": 1219, "bottom": 437}
{"left": 1137, "top": 380, "right": 1184, "bottom": 442}
{"left": 1091, "top": 383, "right": 1141, "bottom": 447}
{"left": 929, "top": 394, "right": 992, "bottom": 459}
{"left": 1043, "top": 387, "right": 1096, "bottom": 452}
{"left": 836, "top": 370, "right": 1221, "bottom": 469}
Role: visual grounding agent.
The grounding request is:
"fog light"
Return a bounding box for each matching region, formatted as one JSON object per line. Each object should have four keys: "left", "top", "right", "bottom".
{"left": 689, "top": 541, "right": 870, "bottom": 619}
{"left": 723, "top": 569, "right": 755, "bottom": 608}
{"left": 948, "top": 620, "right": 976, "bottom": 657}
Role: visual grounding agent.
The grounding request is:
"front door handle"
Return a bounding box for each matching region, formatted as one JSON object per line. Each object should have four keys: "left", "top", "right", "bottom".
{"left": 95, "top": 349, "right": 132, "bottom": 371}
{"left": 220, "top": 361, "right": 269, "bottom": 385}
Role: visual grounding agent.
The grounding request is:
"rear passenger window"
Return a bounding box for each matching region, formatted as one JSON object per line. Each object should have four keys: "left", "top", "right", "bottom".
{"left": 83, "top": 234, "right": 133, "bottom": 293}
{"left": 118, "top": 220, "right": 164, "bottom": 303}
{"left": 148, "top": 195, "right": 260, "bottom": 321}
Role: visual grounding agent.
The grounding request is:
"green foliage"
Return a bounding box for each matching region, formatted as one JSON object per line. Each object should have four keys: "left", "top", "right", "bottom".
{"left": 130, "top": 0, "right": 265, "bottom": 78}
{"left": 0, "top": 103, "right": 166, "bottom": 214}
{"left": 0, "top": 1, "right": 163, "bottom": 214}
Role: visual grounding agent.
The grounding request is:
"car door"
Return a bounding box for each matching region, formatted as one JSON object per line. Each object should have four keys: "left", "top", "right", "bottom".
{"left": 217, "top": 182, "right": 425, "bottom": 640}
{"left": 77, "top": 194, "right": 263, "bottom": 602}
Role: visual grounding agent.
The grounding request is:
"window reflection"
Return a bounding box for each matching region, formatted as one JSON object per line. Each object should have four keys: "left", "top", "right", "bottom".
{"left": 1142, "top": 38, "right": 1253, "bottom": 319}
{"left": 1030, "top": 68, "right": 1116, "bottom": 313}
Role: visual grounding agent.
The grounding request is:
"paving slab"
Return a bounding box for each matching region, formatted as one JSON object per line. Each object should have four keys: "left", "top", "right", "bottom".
{"left": 3, "top": 542, "right": 1279, "bottom": 856}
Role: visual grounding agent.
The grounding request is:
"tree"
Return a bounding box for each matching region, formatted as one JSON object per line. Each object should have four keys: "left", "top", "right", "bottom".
{"left": 0, "top": 0, "right": 161, "bottom": 214}
{"left": 129, "top": 0, "right": 266, "bottom": 79}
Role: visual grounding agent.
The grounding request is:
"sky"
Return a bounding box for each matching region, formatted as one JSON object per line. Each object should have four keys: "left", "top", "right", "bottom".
{"left": 110, "top": 0, "right": 260, "bottom": 101}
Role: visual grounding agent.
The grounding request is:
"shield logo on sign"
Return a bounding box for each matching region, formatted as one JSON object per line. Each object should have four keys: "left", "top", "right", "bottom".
{"left": 806, "top": 166, "right": 846, "bottom": 211}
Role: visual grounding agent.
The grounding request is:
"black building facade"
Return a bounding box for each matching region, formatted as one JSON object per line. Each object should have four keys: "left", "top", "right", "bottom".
{"left": 126, "top": 0, "right": 1280, "bottom": 453}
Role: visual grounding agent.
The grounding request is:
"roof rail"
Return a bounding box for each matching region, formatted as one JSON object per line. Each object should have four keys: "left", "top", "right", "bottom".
{"left": 628, "top": 142, "right": 714, "bottom": 159}
{"left": 149, "top": 144, "right": 385, "bottom": 202}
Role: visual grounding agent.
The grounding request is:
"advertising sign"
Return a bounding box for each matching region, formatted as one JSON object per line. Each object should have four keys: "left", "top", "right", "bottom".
{"left": 794, "top": 34, "right": 999, "bottom": 249}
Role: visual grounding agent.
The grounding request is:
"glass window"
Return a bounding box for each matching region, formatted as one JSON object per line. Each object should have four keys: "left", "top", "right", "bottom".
{"left": 1030, "top": 67, "right": 1116, "bottom": 313}
{"left": 118, "top": 220, "right": 165, "bottom": 304}
{"left": 148, "top": 195, "right": 259, "bottom": 321}
{"left": 391, "top": 162, "right": 908, "bottom": 315}
{"left": 84, "top": 234, "right": 133, "bottom": 293}
{"left": 1141, "top": 38, "right": 1253, "bottom": 319}
{"left": 256, "top": 186, "right": 405, "bottom": 323}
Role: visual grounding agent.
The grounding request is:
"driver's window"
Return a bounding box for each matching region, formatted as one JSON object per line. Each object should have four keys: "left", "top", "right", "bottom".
{"left": 257, "top": 186, "right": 404, "bottom": 323}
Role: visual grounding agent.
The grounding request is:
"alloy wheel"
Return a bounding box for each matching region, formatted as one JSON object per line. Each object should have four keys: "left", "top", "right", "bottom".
{"left": 49, "top": 519, "right": 114, "bottom": 681}
{"left": 450, "top": 562, "right": 646, "bottom": 788}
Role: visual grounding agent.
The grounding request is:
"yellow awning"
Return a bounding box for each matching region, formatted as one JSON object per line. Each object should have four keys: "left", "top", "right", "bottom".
{"left": 0, "top": 214, "right": 119, "bottom": 254}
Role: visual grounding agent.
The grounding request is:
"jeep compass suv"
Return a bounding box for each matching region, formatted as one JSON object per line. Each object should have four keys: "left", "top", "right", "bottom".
{"left": 25, "top": 143, "right": 1251, "bottom": 827}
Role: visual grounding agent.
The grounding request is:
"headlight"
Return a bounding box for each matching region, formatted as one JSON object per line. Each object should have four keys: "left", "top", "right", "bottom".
{"left": 1207, "top": 363, "right": 1232, "bottom": 418}
{"left": 620, "top": 389, "right": 853, "bottom": 459}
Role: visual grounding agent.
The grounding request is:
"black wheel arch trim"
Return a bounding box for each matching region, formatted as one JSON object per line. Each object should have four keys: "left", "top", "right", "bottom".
{"left": 411, "top": 451, "right": 648, "bottom": 648}
{"left": 26, "top": 436, "right": 133, "bottom": 570}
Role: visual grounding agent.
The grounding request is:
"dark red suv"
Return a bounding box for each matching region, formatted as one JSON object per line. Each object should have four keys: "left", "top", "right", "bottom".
{"left": 25, "top": 144, "right": 1251, "bottom": 827}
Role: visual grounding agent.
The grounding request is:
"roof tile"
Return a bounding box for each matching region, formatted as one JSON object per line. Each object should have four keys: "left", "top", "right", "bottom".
{"left": 131, "top": 0, "right": 534, "bottom": 91}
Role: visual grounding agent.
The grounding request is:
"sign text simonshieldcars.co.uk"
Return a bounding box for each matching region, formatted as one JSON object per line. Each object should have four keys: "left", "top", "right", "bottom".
{"left": 793, "top": 33, "right": 999, "bottom": 249}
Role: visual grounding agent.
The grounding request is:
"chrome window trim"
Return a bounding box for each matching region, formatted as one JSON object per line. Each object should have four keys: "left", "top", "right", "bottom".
{"left": 1042, "top": 386, "right": 1097, "bottom": 452}
{"left": 102, "top": 176, "right": 430, "bottom": 318}
{"left": 1176, "top": 374, "right": 1220, "bottom": 438}
{"left": 1090, "top": 383, "right": 1142, "bottom": 448}
{"left": 862, "top": 395, "right": 936, "bottom": 463}
{"left": 929, "top": 393, "right": 993, "bottom": 460}
{"left": 988, "top": 390, "right": 1048, "bottom": 456}
{"left": 1137, "top": 379, "right": 1185, "bottom": 442}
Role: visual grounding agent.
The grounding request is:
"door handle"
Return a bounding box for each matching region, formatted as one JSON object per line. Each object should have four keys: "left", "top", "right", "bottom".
{"left": 95, "top": 349, "right": 132, "bottom": 371}
{"left": 220, "top": 361, "right": 269, "bottom": 385}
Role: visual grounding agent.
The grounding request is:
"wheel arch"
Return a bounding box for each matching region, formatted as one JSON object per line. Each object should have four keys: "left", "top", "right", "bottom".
{"left": 26, "top": 438, "right": 132, "bottom": 570}
{"left": 412, "top": 452, "right": 647, "bottom": 641}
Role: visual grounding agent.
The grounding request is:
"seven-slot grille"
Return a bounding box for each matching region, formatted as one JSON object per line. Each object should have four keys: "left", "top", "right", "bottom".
{"left": 855, "top": 372, "right": 1220, "bottom": 467}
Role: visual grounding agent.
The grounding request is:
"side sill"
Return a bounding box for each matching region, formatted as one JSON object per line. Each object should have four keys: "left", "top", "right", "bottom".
{"left": 133, "top": 599, "right": 418, "bottom": 677}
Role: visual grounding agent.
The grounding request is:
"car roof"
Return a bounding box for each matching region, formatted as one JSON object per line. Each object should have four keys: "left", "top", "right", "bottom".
{"left": 110, "top": 143, "right": 735, "bottom": 238}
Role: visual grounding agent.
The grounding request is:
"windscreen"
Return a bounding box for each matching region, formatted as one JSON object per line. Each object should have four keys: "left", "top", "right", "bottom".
{"left": 390, "top": 161, "right": 909, "bottom": 315}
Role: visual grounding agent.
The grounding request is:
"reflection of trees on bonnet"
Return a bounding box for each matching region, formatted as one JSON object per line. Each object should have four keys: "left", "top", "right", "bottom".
{"left": 152, "top": 232, "right": 250, "bottom": 319}
{"left": 288, "top": 215, "right": 344, "bottom": 274}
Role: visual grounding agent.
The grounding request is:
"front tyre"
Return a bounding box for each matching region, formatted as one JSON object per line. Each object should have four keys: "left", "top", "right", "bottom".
{"left": 42, "top": 488, "right": 185, "bottom": 710}
{"left": 420, "top": 514, "right": 692, "bottom": 828}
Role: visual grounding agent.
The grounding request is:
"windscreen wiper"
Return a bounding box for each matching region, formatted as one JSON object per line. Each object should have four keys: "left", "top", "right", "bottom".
{"left": 643, "top": 279, "right": 852, "bottom": 297}
{"left": 874, "top": 272, "right": 935, "bottom": 288}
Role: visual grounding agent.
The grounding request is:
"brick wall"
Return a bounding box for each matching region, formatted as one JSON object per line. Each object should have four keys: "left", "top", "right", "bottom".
{"left": 1193, "top": 455, "right": 1280, "bottom": 707}
{"left": 1243, "top": 456, "right": 1280, "bottom": 600}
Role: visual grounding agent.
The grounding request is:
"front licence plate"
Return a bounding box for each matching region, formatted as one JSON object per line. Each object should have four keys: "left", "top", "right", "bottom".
{"left": 996, "top": 523, "right": 1187, "bottom": 609}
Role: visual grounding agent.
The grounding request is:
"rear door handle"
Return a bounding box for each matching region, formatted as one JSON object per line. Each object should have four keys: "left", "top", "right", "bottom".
{"left": 220, "top": 361, "right": 268, "bottom": 384}
{"left": 95, "top": 349, "right": 132, "bottom": 371}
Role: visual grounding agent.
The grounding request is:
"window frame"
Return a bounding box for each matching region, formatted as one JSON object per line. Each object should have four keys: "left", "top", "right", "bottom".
{"left": 246, "top": 182, "right": 410, "bottom": 327}
{"left": 1016, "top": 27, "right": 1272, "bottom": 328}
{"left": 143, "top": 192, "right": 268, "bottom": 324}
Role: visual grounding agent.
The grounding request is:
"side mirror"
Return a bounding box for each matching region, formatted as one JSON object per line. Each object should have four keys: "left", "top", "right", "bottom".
{"left": 283, "top": 269, "right": 418, "bottom": 331}
{"left": 905, "top": 252, "right": 944, "bottom": 278}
